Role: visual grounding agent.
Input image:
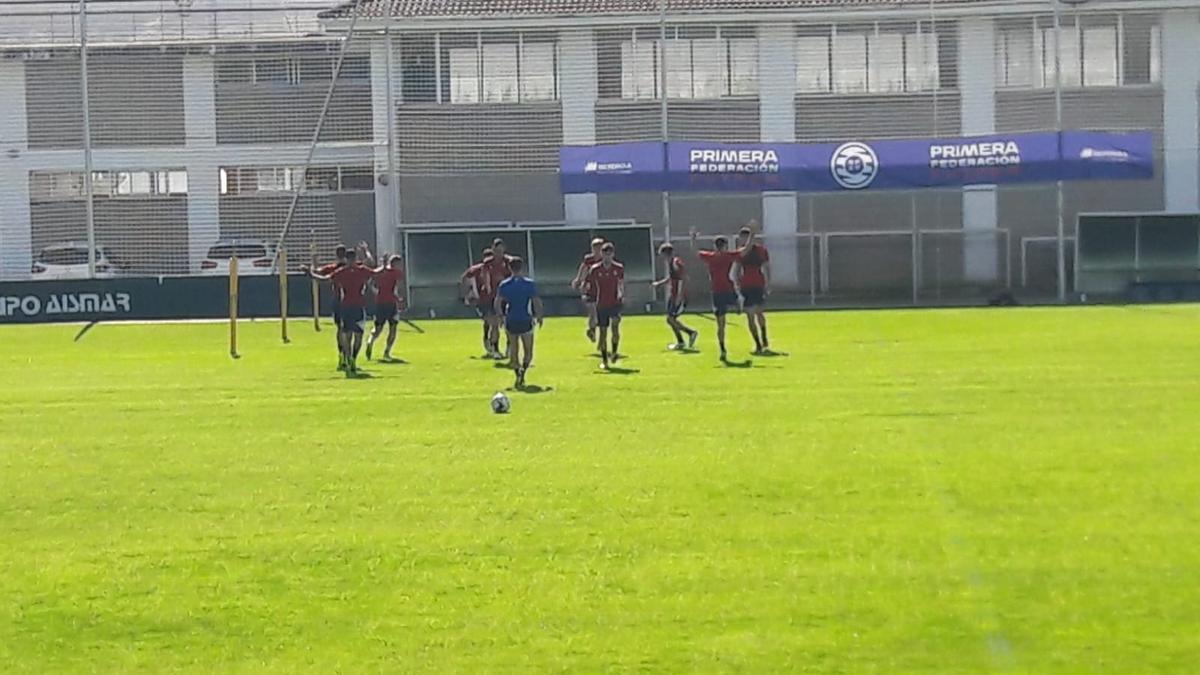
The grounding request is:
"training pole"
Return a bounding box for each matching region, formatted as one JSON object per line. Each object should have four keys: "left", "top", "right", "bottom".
{"left": 279, "top": 248, "right": 289, "bottom": 343}
{"left": 229, "top": 257, "right": 239, "bottom": 358}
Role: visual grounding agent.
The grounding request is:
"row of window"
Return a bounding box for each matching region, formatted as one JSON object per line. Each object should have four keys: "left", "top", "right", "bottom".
{"left": 29, "top": 166, "right": 375, "bottom": 201}
{"left": 218, "top": 166, "right": 374, "bottom": 195}
{"left": 31, "top": 170, "right": 188, "bottom": 201}
{"left": 216, "top": 54, "right": 371, "bottom": 86}
{"left": 995, "top": 15, "right": 1160, "bottom": 89}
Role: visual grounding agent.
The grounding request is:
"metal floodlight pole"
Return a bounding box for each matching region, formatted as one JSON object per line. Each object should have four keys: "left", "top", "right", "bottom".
{"left": 80, "top": 0, "right": 96, "bottom": 279}
{"left": 658, "top": 0, "right": 671, "bottom": 247}
{"left": 271, "top": 9, "right": 363, "bottom": 274}
{"left": 1053, "top": 0, "right": 1065, "bottom": 302}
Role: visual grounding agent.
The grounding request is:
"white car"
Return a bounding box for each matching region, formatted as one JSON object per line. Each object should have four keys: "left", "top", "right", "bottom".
{"left": 200, "top": 240, "right": 278, "bottom": 276}
{"left": 31, "top": 243, "right": 122, "bottom": 280}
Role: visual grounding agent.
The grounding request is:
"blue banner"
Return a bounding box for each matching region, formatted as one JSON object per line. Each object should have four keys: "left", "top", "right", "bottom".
{"left": 560, "top": 131, "right": 1154, "bottom": 193}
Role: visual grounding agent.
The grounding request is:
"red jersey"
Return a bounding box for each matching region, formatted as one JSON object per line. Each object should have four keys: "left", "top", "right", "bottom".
{"left": 374, "top": 267, "right": 404, "bottom": 305}
{"left": 666, "top": 256, "right": 686, "bottom": 301}
{"left": 318, "top": 261, "right": 345, "bottom": 299}
{"left": 587, "top": 261, "right": 625, "bottom": 308}
{"left": 737, "top": 244, "right": 770, "bottom": 289}
{"left": 581, "top": 252, "right": 602, "bottom": 294}
{"left": 699, "top": 250, "right": 737, "bottom": 294}
{"left": 484, "top": 255, "right": 514, "bottom": 294}
{"left": 330, "top": 263, "right": 373, "bottom": 307}
{"left": 463, "top": 262, "right": 491, "bottom": 300}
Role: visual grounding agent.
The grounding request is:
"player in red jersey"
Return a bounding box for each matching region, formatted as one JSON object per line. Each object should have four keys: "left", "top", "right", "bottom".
{"left": 313, "top": 245, "right": 349, "bottom": 369}
{"left": 365, "top": 254, "right": 406, "bottom": 362}
{"left": 460, "top": 248, "right": 497, "bottom": 357}
{"left": 691, "top": 229, "right": 739, "bottom": 361}
{"left": 571, "top": 237, "right": 605, "bottom": 341}
{"left": 585, "top": 242, "right": 625, "bottom": 370}
{"left": 652, "top": 242, "right": 698, "bottom": 351}
{"left": 732, "top": 225, "right": 772, "bottom": 355}
{"left": 483, "top": 238, "right": 517, "bottom": 358}
{"left": 305, "top": 248, "right": 374, "bottom": 375}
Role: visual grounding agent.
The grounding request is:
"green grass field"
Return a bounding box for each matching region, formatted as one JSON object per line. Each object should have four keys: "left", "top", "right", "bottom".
{"left": 2, "top": 306, "right": 1199, "bottom": 672}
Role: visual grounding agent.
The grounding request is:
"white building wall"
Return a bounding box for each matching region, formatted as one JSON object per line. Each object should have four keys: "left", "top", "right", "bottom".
{"left": 1162, "top": 8, "right": 1200, "bottom": 213}
{"left": 371, "top": 39, "right": 397, "bottom": 250}
{"left": 183, "top": 54, "right": 220, "bottom": 273}
{"left": 0, "top": 59, "right": 31, "bottom": 281}
{"left": 560, "top": 29, "right": 599, "bottom": 225}
{"left": 958, "top": 16, "right": 999, "bottom": 283}
{"left": 758, "top": 23, "right": 798, "bottom": 286}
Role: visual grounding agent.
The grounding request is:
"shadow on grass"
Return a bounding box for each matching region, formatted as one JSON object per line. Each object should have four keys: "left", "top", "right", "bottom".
{"left": 754, "top": 349, "right": 789, "bottom": 358}
{"left": 598, "top": 366, "right": 640, "bottom": 375}
{"left": 345, "top": 371, "right": 375, "bottom": 380}
{"left": 74, "top": 320, "right": 100, "bottom": 342}
{"left": 400, "top": 319, "right": 425, "bottom": 334}
{"left": 374, "top": 357, "right": 409, "bottom": 365}
{"left": 512, "top": 384, "right": 553, "bottom": 394}
{"left": 720, "top": 359, "right": 754, "bottom": 369}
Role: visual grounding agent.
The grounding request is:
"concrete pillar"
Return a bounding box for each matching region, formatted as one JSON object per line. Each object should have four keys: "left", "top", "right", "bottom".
{"left": 1162, "top": 9, "right": 1200, "bottom": 213}
{"left": 958, "top": 16, "right": 999, "bottom": 283}
{"left": 559, "top": 29, "right": 599, "bottom": 225}
{"left": 758, "top": 23, "right": 798, "bottom": 286}
{"left": 0, "top": 59, "right": 31, "bottom": 281}
{"left": 182, "top": 55, "right": 219, "bottom": 272}
{"left": 370, "top": 40, "right": 398, "bottom": 250}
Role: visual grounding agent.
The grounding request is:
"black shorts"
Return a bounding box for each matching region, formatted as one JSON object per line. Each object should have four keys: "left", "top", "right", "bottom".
{"left": 596, "top": 304, "right": 623, "bottom": 328}
{"left": 338, "top": 306, "right": 365, "bottom": 333}
{"left": 667, "top": 299, "right": 687, "bottom": 318}
{"left": 742, "top": 287, "right": 766, "bottom": 308}
{"left": 506, "top": 318, "right": 534, "bottom": 336}
{"left": 712, "top": 292, "right": 739, "bottom": 316}
{"left": 331, "top": 300, "right": 342, "bottom": 328}
{"left": 374, "top": 301, "right": 398, "bottom": 326}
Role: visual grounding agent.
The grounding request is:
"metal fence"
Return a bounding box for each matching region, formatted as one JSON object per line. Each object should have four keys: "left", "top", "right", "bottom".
{"left": 0, "top": 0, "right": 1185, "bottom": 309}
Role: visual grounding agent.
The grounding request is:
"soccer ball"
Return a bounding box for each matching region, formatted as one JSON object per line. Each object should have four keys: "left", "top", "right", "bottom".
{"left": 491, "top": 392, "right": 511, "bottom": 414}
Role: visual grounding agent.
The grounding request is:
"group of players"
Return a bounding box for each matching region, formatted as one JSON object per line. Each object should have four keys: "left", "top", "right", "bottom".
{"left": 302, "top": 224, "right": 773, "bottom": 383}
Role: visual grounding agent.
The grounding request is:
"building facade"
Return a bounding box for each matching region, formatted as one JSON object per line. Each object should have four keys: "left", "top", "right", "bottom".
{"left": 0, "top": 0, "right": 1197, "bottom": 300}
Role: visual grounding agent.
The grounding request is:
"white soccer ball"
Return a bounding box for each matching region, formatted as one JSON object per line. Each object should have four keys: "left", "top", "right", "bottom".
{"left": 491, "top": 392, "right": 511, "bottom": 414}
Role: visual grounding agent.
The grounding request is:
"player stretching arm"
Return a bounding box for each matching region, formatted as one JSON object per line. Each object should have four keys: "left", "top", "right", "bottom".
{"left": 308, "top": 245, "right": 348, "bottom": 369}
{"left": 494, "top": 257, "right": 543, "bottom": 389}
{"left": 652, "top": 243, "right": 698, "bottom": 351}
{"left": 571, "top": 238, "right": 605, "bottom": 342}
{"left": 691, "top": 229, "right": 738, "bottom": 361}
{"left": 586, "top": 242, "right": 625, "bottom": 370}
{"left": 304, "top": 249, "right": 373, "bottom": 375}
{"left": 460, "top": 248, "right": 495, "bottom": 357}
{"left": 366, "top": 254, "right": 406, "bottom": 362}
{"left": 734, "top": 225, "right": 772, "bottom": 355}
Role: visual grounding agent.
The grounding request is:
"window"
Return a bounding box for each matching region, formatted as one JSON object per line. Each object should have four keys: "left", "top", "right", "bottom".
{"left": 255, "top": 167, "right": 297, "bottom": 193}
{"left": 1081, "top": 17, "right": 1118, "bottom": 86}
{"left": 339, "top": 54, "right": 371, "bottom": 81}
{"left": 220, "top": 166, "right": 373, "bottom": 196}
{"left": 905, "top": 26, "right": 939, "bottom": 91}
{"left": 869, "top": 28, "right": 905, "bottom": 93}
{"left": 832, "top": 29, "right": 868, "bottom": 93}
{"left": 729, "top": 38, "right": 759, "bottom": 96}
{"left": 521, "top": 40, "right": 557, "bottom": 101}
{"left": 255, "top": 58, "right": 295, "bottom": 85}
{"left": 1000, "top": 14, "right": 1152, "bottom": 89}
{"left": 618, "top": 27, "right": 757, "bottom": 99}
{"left": 796, "top": 31, "right": 831, "bottom": 93}
{"left": 482, "top": 42, "right": 518, "bottom": 103}
{"left": 31, "top": 170, "right": 185, "bottom": 200}
{"left": 440, "top": 32, "right": 559, "bottom": 105}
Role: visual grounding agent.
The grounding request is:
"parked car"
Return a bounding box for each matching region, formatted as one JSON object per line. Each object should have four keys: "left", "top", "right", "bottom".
{"left": 200, "top": 239, "right": 278, "bottom": 276}
{"left": 31, "top": 242, "right": 123, "bottom": 280}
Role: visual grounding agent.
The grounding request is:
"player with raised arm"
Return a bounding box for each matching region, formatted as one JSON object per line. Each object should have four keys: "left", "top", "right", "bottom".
{"left": 315, "top": 245, "right": 349, "bottom": 369}
{"left": 304, "top": 248, "right": 374, "bottom": 375}
{"left": 652, "top": 243, "right": 698, "bottom": 351}
{"left": 585, "top": 242, "right": 625, "bottom": 370}
{"left": 461, "top": 248, "right": 496, "bottom": 357}
{"left": 495, "top": 257, "right": 544, "bottom": 389}
{"left": 732, "top": 225, "right": 772, "bottom": 355}
{"left": 571, "top": 237, "right": 605, "bottom": 342}
{"left": 365, "top": 254, "right": 406, "bottom": 362}
{"left": 690, "top": 229, "right": 739, "bottom": 361}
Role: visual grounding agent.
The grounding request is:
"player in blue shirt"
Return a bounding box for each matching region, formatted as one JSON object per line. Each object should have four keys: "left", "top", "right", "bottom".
{"left": 495, "top": 257, "right": 544, "bottom": 389}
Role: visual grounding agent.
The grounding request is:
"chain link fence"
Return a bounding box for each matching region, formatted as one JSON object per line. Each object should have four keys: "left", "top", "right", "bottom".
{"left": 0, "top": 0, "right": 1185, "bottom": 309}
